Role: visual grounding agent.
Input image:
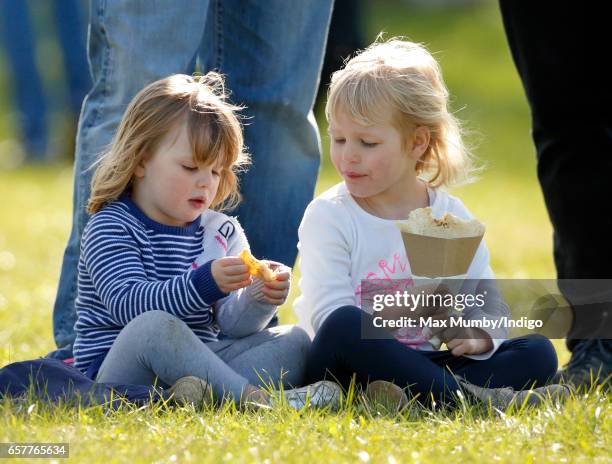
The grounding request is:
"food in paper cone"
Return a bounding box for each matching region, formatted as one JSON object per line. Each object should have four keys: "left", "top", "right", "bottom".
{"left": 239, "top": 249, "right": 276, "bottom": 282}
{"left": 396, "top": 207, "right": 486, "bottom": 349}
{"left": 397, "top": 207, "right": 485, "bottom": 278}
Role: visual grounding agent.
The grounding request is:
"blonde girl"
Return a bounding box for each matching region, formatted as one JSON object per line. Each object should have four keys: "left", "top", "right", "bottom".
{"left": 296, "top": 39, "right": 566, "bottom": 408}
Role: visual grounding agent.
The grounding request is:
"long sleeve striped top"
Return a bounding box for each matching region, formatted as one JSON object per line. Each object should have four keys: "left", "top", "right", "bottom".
{"left": 73, "top": 194, "right": 276, "bottom": 375}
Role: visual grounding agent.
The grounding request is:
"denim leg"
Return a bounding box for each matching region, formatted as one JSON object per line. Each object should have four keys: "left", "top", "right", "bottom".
{"left": 210, "top": 0, "right": 334, "bottom": 266}
{"left": 51, "top": 0, "right": 91, "bottom": 115}
{"left": 0, "top": 0, "right": 48, "bottom": 159}
{"left": 95, "top": 311, "right": 249, "bottom": 400}
{"left": 208, "top": 325, "right": 311, "bottom": 388}
{"left": 52, "top": 0, "right": 210, "bottom": 350}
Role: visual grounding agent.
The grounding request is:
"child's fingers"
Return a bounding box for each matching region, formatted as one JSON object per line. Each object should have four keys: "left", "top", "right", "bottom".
{"left": 263, "top": 279, "right": 289, "bottom": 290}
{"left": 263, "top": 296, "right": 286, "bottom": 305}
{"left": 447, "top": 339, "right": 470, "bottom": 357}
{"left": 224, "top": 279, "right": 252, "bottom": 292}
{"left": 437, "top": 325, "right": 464, "bottom": 343}
{"left": 222, "top": 263, "right": 249, "bottom": 275}
{"left": 218, "top": 257, "right": 246, "bottom": 267}
{"left": 446, "top": 338, "right": 461, "bottom": 350}
{"left": 225, "top": 273, "right": 250, "bottom": 283}
{"left": 262, "top": 287, "right": 287, "bottom": 299}
{"left": 272, "top": 271, "right": 291, "bottom": 281}
{"left": 451, "top": 342, "right": 469, "bottom": 357}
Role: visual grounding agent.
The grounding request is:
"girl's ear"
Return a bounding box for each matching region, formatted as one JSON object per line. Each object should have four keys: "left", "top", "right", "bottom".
{"left": 407, "top": 126, "right": 431, "bottom": 161}
{"left": 134, "top": 156, "right": 148, "bottom": 178}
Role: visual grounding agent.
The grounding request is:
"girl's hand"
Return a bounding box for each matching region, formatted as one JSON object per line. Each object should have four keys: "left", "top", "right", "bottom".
{"left": 425, "top": 314, "right": 493, "bottom": 356}
{"left": 260, "top": 262, "right": 291, "bottom": 306}
{"left": 211, "top": 257, "right": 252, "bottom": 293}
{"left": 445, "top": 329, "right": 493, "bottom": 356}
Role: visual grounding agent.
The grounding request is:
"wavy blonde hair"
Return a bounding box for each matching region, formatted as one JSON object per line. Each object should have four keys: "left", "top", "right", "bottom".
{"left": 326, "top": 37, "right": 477, "bottom": 188}
{"left": 87, "top": 72, "right": 250, "bottom": 214}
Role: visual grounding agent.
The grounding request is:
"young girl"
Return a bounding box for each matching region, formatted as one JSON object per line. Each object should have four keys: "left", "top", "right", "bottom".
{"left": 72, "top": 73, "right": 341, "bottom": 408}
{"left": 295, "top": 39, "right": 568, "bottom": 408}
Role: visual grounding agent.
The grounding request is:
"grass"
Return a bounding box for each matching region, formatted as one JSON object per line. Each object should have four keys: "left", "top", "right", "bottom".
{"left": 0, "top": 1, "right": 610, "bottom": 462}
{"left": 0, "top": 380, "right": 610, "bottom": 463}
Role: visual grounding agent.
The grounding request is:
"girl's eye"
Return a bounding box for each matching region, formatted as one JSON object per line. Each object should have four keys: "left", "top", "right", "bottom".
{"left": 182, "top": 165, "right": 198, "bottom": 172}
{"left": 361, "top": 140, "right": 378, "bottom": 148}
{"left": 212, "top": 169, "right": 221, "bottom": 177}
{"left": 334, "top": 138, "right": 346, "bottom": 144}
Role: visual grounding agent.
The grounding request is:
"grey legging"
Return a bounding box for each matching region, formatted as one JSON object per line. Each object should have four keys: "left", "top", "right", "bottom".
{"left": 94, "top": 310, "right": 311, "bottom": 402}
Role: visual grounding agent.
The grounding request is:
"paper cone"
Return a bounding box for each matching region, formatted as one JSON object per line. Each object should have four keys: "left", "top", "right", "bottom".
{"left": 401, "top": 232, "right": 484, "bottom": 278}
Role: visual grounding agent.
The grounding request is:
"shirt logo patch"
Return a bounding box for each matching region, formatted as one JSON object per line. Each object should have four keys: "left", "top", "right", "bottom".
{"left": 218, "top": 220, "right": 235, "bottom": 240}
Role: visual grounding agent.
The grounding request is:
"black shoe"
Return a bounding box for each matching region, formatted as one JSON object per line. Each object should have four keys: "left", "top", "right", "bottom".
{"left": 552, "top": 339, "right": 612, "bottom": 389}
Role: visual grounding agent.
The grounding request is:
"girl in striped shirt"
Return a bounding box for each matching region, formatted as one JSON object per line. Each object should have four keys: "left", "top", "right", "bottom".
{"left": 72, "top": 73, "right": 340, "bottom": 409}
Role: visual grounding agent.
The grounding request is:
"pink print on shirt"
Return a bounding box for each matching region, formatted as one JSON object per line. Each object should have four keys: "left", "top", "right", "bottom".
{"left": 354, "top": 252, "right": 411, "bottom": 302}
{"left": 214, "top": 234, "right": 228, "bottom": 251}
{"left": 354, "top": 251, "right": 429, "bottom": 349}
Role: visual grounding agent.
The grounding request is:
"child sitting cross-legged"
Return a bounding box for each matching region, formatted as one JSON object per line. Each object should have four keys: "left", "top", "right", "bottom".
{"left": 72, "top": 73, "right": 341, "bottom": 409}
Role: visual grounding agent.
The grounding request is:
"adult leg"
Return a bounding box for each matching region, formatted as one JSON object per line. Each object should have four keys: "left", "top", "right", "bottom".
{"left": 304, "top": 306, "right": 463, "bottom": 405}
{"left": 206, "top": 0, "right": 334, "bottom": 267}
{"left": 208, "top": 325, "right": 311, "bottom": 388}
{"left": 0, "top": 0, "right": 47, "bottom": 160}
{"left": 51, "top": 0, "right": 209, "bottom": 354}
{"left": 499, "top": 1, "right": 612, "bottom": 384}
{"left": 95, "top": 311, "right": 249, "bottom": 400}
{"left": 51, "top": 0, "right": 91, "bottom": 115}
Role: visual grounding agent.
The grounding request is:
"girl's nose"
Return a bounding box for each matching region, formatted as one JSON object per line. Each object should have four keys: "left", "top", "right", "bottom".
{"left": 196, "top": 171, "right": 213, "bottom": 188}
{"left": 342, "top": 148, "right": 359, "bottom": 163}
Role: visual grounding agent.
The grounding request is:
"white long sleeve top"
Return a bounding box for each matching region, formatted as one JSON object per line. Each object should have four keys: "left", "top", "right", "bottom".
{"left": 293, "top": 182, "right": 509, "bottom": 360}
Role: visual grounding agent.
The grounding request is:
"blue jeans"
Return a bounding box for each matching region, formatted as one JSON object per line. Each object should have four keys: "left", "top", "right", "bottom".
{"left": 0, "top": 0, "right": 89, "bottom": 160}
{"left": 50, "top": 0, "right": 333, "bottom": 354}
{"left": 304, "top": 306, "right": 559, "bottom": 406}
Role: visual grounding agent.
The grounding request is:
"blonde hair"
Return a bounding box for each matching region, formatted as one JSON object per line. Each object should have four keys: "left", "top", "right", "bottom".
{"left": 87, "top": 72, "right": 250, "bottom": 214}
{"left": 326, "top": 37, "right": 476, "bottom": 188}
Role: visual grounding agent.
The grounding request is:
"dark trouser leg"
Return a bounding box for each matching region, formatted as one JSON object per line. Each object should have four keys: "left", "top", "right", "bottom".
{"left": 433, "top": 334, "right": 558, "bottom": 389}
{"left": 499, "top": 1, "right": 612, "bottom": 350}
{"left": 304, "top": 306, "right": 462, "bottom": 405}
{"left": 305, "top": 307, "right": 559, "bottom": 405}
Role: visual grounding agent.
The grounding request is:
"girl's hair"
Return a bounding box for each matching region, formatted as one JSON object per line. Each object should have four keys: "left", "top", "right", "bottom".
{"left": 87, "top": 72, "right": 250, "bottom": 214}
{"left": 326, "top": 37, "right": 476, "bottom": 188}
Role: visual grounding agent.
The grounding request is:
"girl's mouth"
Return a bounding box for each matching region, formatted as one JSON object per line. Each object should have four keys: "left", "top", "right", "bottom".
{"left": 344, "top": 172, "right": 366, "bottom": 180}
{"left": 188, "top": 198, "right": 205, "bottom": 208}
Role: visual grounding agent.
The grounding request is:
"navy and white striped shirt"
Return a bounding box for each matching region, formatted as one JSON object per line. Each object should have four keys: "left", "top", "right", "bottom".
{"left": 73, "top": 194, "right": 228, "bottom": 374}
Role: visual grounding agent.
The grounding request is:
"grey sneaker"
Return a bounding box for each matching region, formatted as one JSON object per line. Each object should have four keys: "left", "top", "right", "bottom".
{"left": 166, "top": 376, "right": 213, "bottom": 407}
{"left": 281, "top": 380, "right": 343, "bottom": 410}
{"left": 458, "top": 379, "right": 573, "bottom": 410}
{"left": 365, "top": 380, "right": 409, "bottom": 412}
{"left": 552, "top": 339, "right": 612, "bottom": 390}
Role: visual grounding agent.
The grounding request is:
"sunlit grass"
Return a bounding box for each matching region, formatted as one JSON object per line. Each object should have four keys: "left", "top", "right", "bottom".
{"left": 0, "top": 2, "right": 607, "bottom": 462}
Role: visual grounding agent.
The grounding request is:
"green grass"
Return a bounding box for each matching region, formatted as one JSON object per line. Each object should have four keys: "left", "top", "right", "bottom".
{"left": 1, "top": 2, "right": 609, "bottom": 462}
{"left": 1, "top": 384, "right": 610, "bottom": 463}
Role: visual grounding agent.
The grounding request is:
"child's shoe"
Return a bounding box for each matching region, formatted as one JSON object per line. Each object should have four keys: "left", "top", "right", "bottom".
{"left": 245, "top": 380, "right": 343, "bottom": 411}
{"left": 167, "top": 376, "right": 213, "bottom": 407}
{"left": 283, "top": 380, "right": 343, "bottom": 410}
{"left": 365, "top": 380, "right": 409, "bottom": 412}
{"left": 458, "top": 379, "right": 573, "bottom": 410}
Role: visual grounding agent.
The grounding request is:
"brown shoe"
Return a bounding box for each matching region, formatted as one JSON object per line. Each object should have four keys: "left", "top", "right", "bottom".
{"left": 167, "top": 376, "right": 213, "bottom": 407}
{"left": 365, "top": 380, "right": 409, "bottom": 412}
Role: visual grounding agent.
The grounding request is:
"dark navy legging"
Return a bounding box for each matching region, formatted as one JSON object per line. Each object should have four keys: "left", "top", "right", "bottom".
{"left": 304, "top": 306, "right": 558, "bottom": 406}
